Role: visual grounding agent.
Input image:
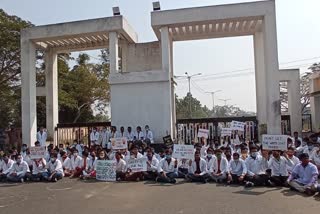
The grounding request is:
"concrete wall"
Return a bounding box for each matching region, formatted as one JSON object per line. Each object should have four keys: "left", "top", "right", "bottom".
{"left": 125, "top": 42, "right": 162, "bottom": 73}
{"left": 109, "top": 70, "right": 172, "bottom": 142}
{"left": 310, "top": 73, "right": 320, "bottom": 132}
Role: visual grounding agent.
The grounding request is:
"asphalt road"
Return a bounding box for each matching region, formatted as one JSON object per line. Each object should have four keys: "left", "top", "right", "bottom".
{"left": 0, "top": 179, "right": 319, "bottom": 214}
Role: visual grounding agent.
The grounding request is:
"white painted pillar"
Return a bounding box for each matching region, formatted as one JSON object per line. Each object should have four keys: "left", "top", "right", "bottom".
{"left": 45, "top": 49, "right": 58, "bottom": 143}
{"left": 253, "top": 32, "right": 268, "bottom": 132}
{"left": 121, "top": 41, "right": 128, "bottom": 73}
{"left": 161, "top": 26, "right": 174, "bottom": 137}
{"left": 21, "top": 38, "right": 37, "bottom": 147}
{"left": 109, "top": 32, "right": 119, "bottom": 73}
{"left": 287, "top": 72, "right": 302, "bottom": 134}
{"left": 262, "top": 8, "right": 282, "bottom": 134}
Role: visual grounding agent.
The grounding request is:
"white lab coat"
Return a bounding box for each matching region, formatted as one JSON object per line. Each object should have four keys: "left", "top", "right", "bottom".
{"left": 268, "top": 156, "right": 293, "bottom": 177}
{"left": 126, "top": 131, "right": 135, "bottom": 141}
{"left": 204, "top": 156, "right": 216, "bottom": 171}
{"left": 147, "top": 156, "right": 159, "bottom": 172}
{"left": 209, "top": 157, "right": 229, "bottom": 175}
{"left": 90, "top": 131, "right": 100, "bottom": 144}
{"left": 188, "top": 158, "right": 207, "bottom": 175}
{"left": 245, "top": 155, "right": 268, "bottom": 176}
{"left": 47, "top": 159, "right": 64, "bottom": 175}
{"left": 144, "top": 130, "right": 154, "bottom": 143}
{"left": 228, "top": 159, "right": 247, "bottom": 176}
{"left": 37, "top": 131, "right": 47, "bottom": 147}
{"left": 134, "top": 131, "right": 145, "bottom": 141}
{"left": 61, "top": 157, "right": 72, "bottom": 170}
{"left": 0, "top": 159, "right": 14, "bottom": 174}
{"left": 9, "top": 161, "right": 30, "bottom": 176}
{"left": 157, "top": 157, "right": 178, "bottom": 173}
{"left": 116, "top": 159, "right": 126, "bottom": 173}
{"left": 70, "top": 155, "right": 83, "bottom": 170}
{"left": 32, "top": 159, "right": 47, "bottom": 175}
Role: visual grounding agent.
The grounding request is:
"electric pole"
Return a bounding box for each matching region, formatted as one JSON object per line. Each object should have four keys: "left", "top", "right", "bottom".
{"left": 205, "top": 90, "right": 222, "bottom": 109}
{"left": 219, "top": 98, "right": 231, "bottom": 106}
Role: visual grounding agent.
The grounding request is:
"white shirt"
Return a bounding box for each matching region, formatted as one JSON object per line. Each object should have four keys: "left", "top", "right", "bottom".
{"left": 32, "top": 159, "right": 47, "bottom": 174}
{"left": 245, "top": 155, "right": 268, "bottom": 176}
{"left": 119, "top": 131, "right": 126, "bottom": 138}
{"left": 205, "top": 155, "right": 216, "bottom": 171}
{"left": 47, "top": 159, "right": 64, "bottom": 175}
{"left": 0, "top": 159, "right": 14, "bottom": 174}
{"left": 37, "top": 131, "right": 47, "bottom": 147}
{"left": 200, "top": 146, "right": 209, "bottom": 158}
{"left": 90, "top": 131, "right": 100, "bottom": 144}
{"left": 126, "top": 131, "right": 135, "bottom": 141}
{"left": 135, "top": 131, "right": 145, "bottom": 141}
{"left": 9, "top": 161, "right": 30, "bottom": 176}
{"left": 287, "top": 155, "right": 300, "bottom": 173}
{"left": 101, "top": 130, "right": 110, "bottom": 148}
{"left": 144, "top": 130, "right": 154, "bottom": 143}
{"left": 146, "top": 156, "right": 159, "bottom": 172}
{"left": 229, "top": 159, "right": 247, "bottom": 176}
{"left": 311, "top": 150, "right": 320, "bottom": 166}
{"left": 268, "top": 156, "right": 293, "bottom": 176}
{"left": 115, "top": 159, "right": 126, "bottom": 173}
{"left": 209, "top": 157, "right": 229, "bottom": 175}
{"left": 110, "top": 131, "right": 121, "bottom": 139}
{"left": 188, "top": 158, "right": 207, "bottom": 175}
{"left": 157, "top": 157, "right": 178, "bottom": 173}
{"left": 88, "top": 157, "right": 97, "bottom": 171}
{"left": 70, "top": 155, "right": 82, "bottom": 170}
{"left": 61, "top": 157, "right": 72, "bottom": 170}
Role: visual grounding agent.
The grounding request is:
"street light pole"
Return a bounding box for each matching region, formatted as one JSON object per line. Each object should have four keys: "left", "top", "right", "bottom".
{"left": 219, "top": 98, "right": 231, "bottom": 106}
{"left": 205, "top": 90, "right": 222, "bottom": 109}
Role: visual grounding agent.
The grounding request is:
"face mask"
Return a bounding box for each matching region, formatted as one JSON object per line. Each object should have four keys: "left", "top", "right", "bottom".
{"left": 22, "top": 147, "right": 27, "bottom": 151}
{"left": 166, "top": 155, "right": 172, "bottom": 159}
{"left": 99, "top": 155, "right": 105, "bottom": 159}
{"left": 251, "top": 152, "right": 257, "bottom": 158}
{"left": 234, "top": 158, "right": 239, "bottom": 161}
{"left": 16, "top": 159, "right": 22, "bottom": 164}
{"left": 207, "top": 154, "right": 212, "bottom": 158}
{"left": 73, "top": 153, "right": 78, "bottom": 157}
{"left": 51, "top": 158, "right": 56, "bottom": 162}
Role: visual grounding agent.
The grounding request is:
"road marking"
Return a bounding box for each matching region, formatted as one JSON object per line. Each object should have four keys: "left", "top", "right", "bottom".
{"left": 46, "top": 187, "right": 72, "bottom": 191}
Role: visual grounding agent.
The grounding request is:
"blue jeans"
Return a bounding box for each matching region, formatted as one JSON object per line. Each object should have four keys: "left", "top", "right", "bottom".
{"left": 157, "top": 171, "right": 178, "bottom": 183}
{"left": 43, "top": 172, "right": 63, "bottom": 182}
{"left": 7, "top": 173, "right": 26, "bottom": 182}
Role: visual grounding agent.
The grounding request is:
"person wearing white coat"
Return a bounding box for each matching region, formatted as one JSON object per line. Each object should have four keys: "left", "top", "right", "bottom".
{"left": 186, "top": 151, "right": 208, "bottom": 183}
{"left": 209, "top": 149, "right": 229, "bottom": 183}
{"left": 0, "top": 154, "right": 14, "bottom": 181}
{"left": 36, "top": 127, "right": 47, "bottom": 148}
{"left": 144, "top": 125, "right": 154, "bottom": 144}
{"left": 7, "top": 154, "right": 30, "bottom": 183}
{"left": 143, "top": 148, "right": 159, "bottom": 180}
{"left": 90, "top": 128, "right": 100, "bottom": 146}
{"left": 227, "top": 152, "right": 247, "bottom": 184}
{"left": 156, "top": 149, "right": 178, "bottom": 183}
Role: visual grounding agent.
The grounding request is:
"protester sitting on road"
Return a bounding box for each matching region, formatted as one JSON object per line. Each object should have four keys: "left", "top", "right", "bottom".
{"left": 227, "top": 152, "right": 247, "bottom": 185}
{"left": 287, "top": 153, "right": 319, "bottom": 195}
{"left": 60, "top": 151, "right": 72, "bottom": 177}
{"left": 186, "top": 151, "right": 208, "bottom": 183}
{"left": 240, "top": 147, "right": 249, "bottom": 161}
{"left": 0, "top": 153, "right": 14, "bottom": 182}
{"left": 310, "top": 145, "right": 320, "bottom": 175}
{"left": 115, "top": 151, "right": 126, "bottom": 181}
{"left": 244, "top": 145, "right": 269, "bottom": 187}
{"left": 267, "top": 150, "right": 293, "bottom": 187}
{"left": 209, "top": 149, "right": 228, "bottom": 183}
{"left": 286, "top": 147, "right": 300, "bottom": 174}
{"left": 204, "top": 147, "right": 215, "bottom": 172}
{"left": 30, "top": 157, "right": 47, "bottom": 181}
{"left": 45, "top": 152, "right": 64, "bottom": 182}
{"left": 143, "top": 147, "right": 159, "bottom": 180}
{"left": 69, "top": 149, "right": 83, "bottom": 178}
{"left": 7, "top": 154, "right": 30, "bottom": 183}
{"left": 81, "top": 151, "right": 98, "bottom": 180}
{"left": 156, "top": 148, "right": 178, "bottom": 183}
{"left": 177, "top": 158, "right": 189, "bottom": 178}
{"left": 125, "top": 145, "right": 144, "bottom": 181}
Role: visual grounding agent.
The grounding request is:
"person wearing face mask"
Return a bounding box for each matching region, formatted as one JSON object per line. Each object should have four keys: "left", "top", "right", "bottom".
{"left": 134, "top": 126, "right": 145, "bottom": 142}
{"left": 101, "top": 127, "right": 110, "bottom": 149}
{"left": 227, "top": 152, "right": 247, "bottom": 185}
{"left": 287, "top": 153, "right": 319, "bottom": 195}
{"left": 81, "top": 151, "right": 98, "bottom": 180}
{"left": 155, "top": 148, "right": 166, "bottom": 161}
{"left": 186, "top": 151, "right": 208, "bottom": 183}
{"left": 125, "top": 145, "right": 144, "bottom": 181}
{"left": 0, "top": 153, "right": 14, "bottom": 182}
{"left": 156, "top": 148, "right": 178, "bottom": 183}
{"left": 302, "top": 141, "right": 316, "bottom": 157}
{"left": 90, "top": 127, "right": 100, "bottom": 147}
{"left": 143, "top": 147, "right": 159, "bottom": 180}
{"left": 244, "top": 146, "right": 269, "bottom": 187}
{"left": 73, "top": 151, "right": 90, "bottom": 178}
{"left": 7, "top": 154, "right": 30, "bottom": 183}
{"left": 267, "top": 150, "right": 294, "bottom": 187}
{"left": 286, "top": 147, "right": 300, "bottom": 174}
{"left": 209, "top": 149, "right": 229, "bottom": 183}
{"left": 44, "top": 152, "right": 64, "bottom": 182}
{"left": 59, "top": 151, "right": 72, "bottom": 177}
{"left": 69, "top": 149, "right": 83, "bottom": 178}
{"left": 224, "top": 147, "right": 233, "bottom": 164}
{"left": 115, "top": 151, "right": 126, "bottom": 181}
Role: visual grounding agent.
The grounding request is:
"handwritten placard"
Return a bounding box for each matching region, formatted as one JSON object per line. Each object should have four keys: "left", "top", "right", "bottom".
{"left": 30, "top": 146, "right": 46, "bottom": 159}
{"left": 111, "top": 137, "right": 128, "bottom": 150}
{"left": 231, "top": 121, "right": 246, "bottom": 131}
{"left": 221, "top": 128, "right": 232, "bottom": 137}
{"left": 173, "top": 144, "right": 194, "bottom": 160}
{"left": 127, "top": 157, "right": 147, "bottom": 172}
{"left": 96, "top": 160, "right": 116, "bottom": 181}
{"left": 262, "top": 135, "right": 288, "bottom": 151}
{"left": 198, "top": 129, "right": 209, "bottom": 139}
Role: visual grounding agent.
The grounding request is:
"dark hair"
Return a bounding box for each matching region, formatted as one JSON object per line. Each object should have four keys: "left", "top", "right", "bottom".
{"left": 287, "top": 147, "right": 295, "bottom": 151}
{"left": 215, "top": 149, "right": 222, "bottom": 154}
{"left": 50, "top": 152, "right": 58, "bottom": 158}
{"left": 299, "top": 153, "right": 309, "bottom": 160}
{"left": 82, "top": 151, "right": 89, "bottom": 157}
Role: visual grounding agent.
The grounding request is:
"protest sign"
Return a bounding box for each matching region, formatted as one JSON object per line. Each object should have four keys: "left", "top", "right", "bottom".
{"left": 198, "top": 129, "right": 209, "bottom": 139}
{"left": 30, "top": 146, "right": 46, "bottom": 159}
{"left": 262, "top": 135, "right": 288, "bottom": 151}
{"left": 96, "top": 160, "right": 116, "bottom": 181}
{"left": 111, "top": 137, "right": 128, "bottom": 150}
{"left": 173, "top": 144, "right": 194, "bottom": 160}
{"left": 127, "top": 157, "right": 147, "bottom": 172}
{"left": 163, "top": 135, "right": 173, "bottom": 147}
{"left": 231, "top": 121, "right": 245, "bottom": 131}
{"left": 221, "top": 128, "right": 232, "bottom": 137}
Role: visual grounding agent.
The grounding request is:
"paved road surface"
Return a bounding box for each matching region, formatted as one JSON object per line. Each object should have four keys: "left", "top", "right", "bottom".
{"left": 0, "top": 180, "right": 319, "bottom": 214}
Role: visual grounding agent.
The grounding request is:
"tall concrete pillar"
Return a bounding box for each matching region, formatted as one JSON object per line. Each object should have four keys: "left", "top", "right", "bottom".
{"left": 109, "top": 32, "right": 119, "bottom": 73}
{"left": 21, "top": 38, "right": 37, "bottom": 147}
{"left": 262, "top": 8, "right": 282, "bottom": 134}
{"left": 253, "top": 32, "right": 268, "bottom": 133}
{"left": 287, "top": 73, "right": 302, "bottom": 134}
{"left": 45, "top": 50, "right": 58, "bottom": 142}
{"left": 311, "top": 96, "right": 320, "bottom": 132}
{"left": 161, "top": 26, "right": 174, "bottom": 137}
{"left": 121, "top": 41, "right": 128, "bottom": 73}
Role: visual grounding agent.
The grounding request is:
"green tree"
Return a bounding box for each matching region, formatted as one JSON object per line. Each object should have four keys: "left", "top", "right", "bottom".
{"left": 0, "top": 9, "right": 32, "bottom": 128}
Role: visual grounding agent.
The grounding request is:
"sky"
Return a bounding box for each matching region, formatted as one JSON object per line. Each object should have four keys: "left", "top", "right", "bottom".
{"left": 1, "top": 0, "right": 320, "bottom": 112}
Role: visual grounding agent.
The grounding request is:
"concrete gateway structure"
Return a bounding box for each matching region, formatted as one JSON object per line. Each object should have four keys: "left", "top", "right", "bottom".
{"left": 21, "top": 0, "right": 301, "bottom": 146}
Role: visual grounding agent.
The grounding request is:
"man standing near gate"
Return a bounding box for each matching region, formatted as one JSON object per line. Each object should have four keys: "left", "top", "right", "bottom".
{"left": 37, "top": 127, "right": 47, "bottom": 148}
